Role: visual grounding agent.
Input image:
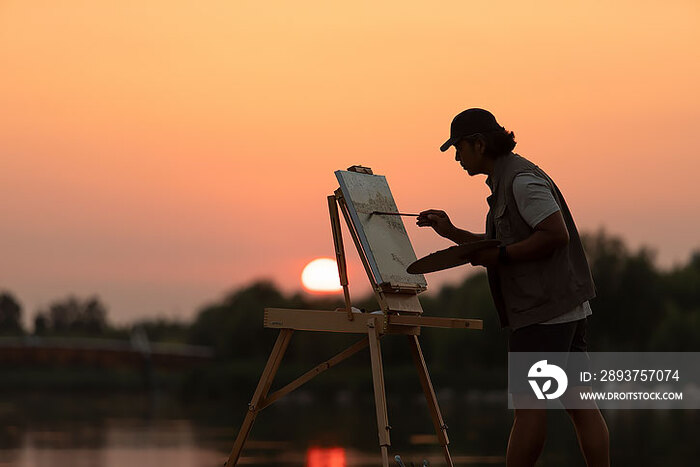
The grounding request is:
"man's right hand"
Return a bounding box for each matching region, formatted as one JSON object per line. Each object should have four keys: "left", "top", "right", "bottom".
{"left": 416, "top": 209, "right": 456, "bottom": 239}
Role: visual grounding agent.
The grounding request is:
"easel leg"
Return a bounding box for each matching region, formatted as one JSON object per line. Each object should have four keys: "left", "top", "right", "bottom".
{"left": 225, "top": 328, "right": 293, "bottom": 466}
{"left": 367, "top": 320, "right": 391, "bottom": 467}
{"left": 407, "top": 335, "right": 454, "bottom": 467}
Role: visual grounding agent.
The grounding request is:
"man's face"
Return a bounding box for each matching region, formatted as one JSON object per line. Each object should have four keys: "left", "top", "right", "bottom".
{"left": 454, "top": 139, "right": 482, "bottom": 176}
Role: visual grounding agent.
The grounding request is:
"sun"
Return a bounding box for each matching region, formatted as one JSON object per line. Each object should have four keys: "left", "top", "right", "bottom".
{"left": 301, "top": 258, "right": 343, "bottom": 293}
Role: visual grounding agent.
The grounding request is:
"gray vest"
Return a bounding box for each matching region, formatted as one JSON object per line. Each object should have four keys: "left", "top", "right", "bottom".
{"left": 485, "top": 153, "right": 595, "bottom": 328}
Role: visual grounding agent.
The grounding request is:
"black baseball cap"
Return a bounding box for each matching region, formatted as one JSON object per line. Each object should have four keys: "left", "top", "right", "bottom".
{"left": 439, "top": 108, "right": 502, "bottom": 152}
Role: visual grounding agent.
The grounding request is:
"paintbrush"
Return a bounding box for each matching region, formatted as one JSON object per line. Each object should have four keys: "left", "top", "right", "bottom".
{"left": 371, "top": 211, "right": 419, "bottom": 217}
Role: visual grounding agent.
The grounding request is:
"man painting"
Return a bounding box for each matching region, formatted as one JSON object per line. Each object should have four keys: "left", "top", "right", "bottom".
{"left": 417, "top": 109, "right": 610, "bottom": 467}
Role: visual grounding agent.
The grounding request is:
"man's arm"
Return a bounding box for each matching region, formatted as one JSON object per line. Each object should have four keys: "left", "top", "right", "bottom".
{"left": 416, "top": 209, "right": 485, "bottom": 243}
{"left": 447, "top": 228, "right": 486, "bottom": 244}
{"left": 470, "top": 210, "right": 569, "bottom": 267}
{"left": 506, "top": 210, "right": 569, "bottom": 260}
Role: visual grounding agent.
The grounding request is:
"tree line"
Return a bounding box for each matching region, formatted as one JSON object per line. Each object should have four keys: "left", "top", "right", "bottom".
{"left": 2, "top": 230, "right": 699, "bottom": 380}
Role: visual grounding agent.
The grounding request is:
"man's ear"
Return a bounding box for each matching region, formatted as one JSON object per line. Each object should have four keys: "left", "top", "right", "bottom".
{"left": 474, "top": 134, "right": 486, "bottom": 154}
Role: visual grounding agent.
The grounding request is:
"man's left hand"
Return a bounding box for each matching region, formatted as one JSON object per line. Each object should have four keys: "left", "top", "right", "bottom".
{"left": 469, "top": 247, "right": 499, "bottom": 268}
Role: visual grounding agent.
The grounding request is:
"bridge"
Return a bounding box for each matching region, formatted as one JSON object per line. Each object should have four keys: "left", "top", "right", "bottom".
{"left": 0, "top": 335, "right": 214, "bottom": 369}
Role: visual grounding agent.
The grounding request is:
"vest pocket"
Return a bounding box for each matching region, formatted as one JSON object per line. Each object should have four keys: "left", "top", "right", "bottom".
{"left": 494, "top": 204, "right": 513, "bottom": 240}
{"left": 503, "top": 270, "right": 550, "bottom": 313}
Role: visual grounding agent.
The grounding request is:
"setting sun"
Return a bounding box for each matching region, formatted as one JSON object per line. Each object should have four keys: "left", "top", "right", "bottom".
{"left": 301, "top": 258, "right": 343, "bottom": 293}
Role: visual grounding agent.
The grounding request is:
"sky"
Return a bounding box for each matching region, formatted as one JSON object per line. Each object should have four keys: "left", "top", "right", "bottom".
{"left": 1, "top": 1, "right": 699, "bottom": 325}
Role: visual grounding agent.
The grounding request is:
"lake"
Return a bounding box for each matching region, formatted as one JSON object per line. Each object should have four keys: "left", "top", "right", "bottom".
{"left": 0, "top": 391, "right": 697, "bottom": 466}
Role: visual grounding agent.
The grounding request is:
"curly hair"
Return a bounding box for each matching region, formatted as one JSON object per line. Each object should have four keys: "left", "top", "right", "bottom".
{"left": 464, "top": 127, "right": 517, "bottom": 158}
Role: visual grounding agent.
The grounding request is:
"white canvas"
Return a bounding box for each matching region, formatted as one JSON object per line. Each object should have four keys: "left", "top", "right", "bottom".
{"left": 335, "top": 170, "right": 427, "bottom": 288}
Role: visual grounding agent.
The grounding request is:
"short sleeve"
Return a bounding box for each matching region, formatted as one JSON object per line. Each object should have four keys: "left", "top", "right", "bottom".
{"left": 512, "top": 173, "right": 561, "bottom": 228}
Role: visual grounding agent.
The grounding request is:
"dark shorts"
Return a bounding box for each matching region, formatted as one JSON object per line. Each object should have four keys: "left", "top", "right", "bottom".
{"left": 509, "top": 317, "right": 588, "bottom": 353}
{"left": 508, "top": 318, "right": 591, "bottom": 394}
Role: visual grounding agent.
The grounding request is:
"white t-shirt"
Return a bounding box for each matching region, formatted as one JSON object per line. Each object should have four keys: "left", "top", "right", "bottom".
{"left": 511, "top": 173, "right": 592, "bottom": 325}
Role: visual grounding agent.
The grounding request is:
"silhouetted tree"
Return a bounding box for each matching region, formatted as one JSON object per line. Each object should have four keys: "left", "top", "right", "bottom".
{"left": 0, "top": 291, "right": 24, "bottom": 336}
{"left": 652, "top": 249, "right": 700, "bottom": 351}
{"left": 582, "top": 229, "right": 664, "bottom": 351}
{"left": 34, "top": 295, "right": 109, "bottom": 336}
{"left": 189, "top": 281, "right": 289, "bottom": 359}
{"left": 189, "top": 280, "right": 355, "bottom": 361}
{"left": 34, "top": 313, "right": 48, "bottom": 335}
{"left": 662, "top": 250, "right": 700, "bottom": 311}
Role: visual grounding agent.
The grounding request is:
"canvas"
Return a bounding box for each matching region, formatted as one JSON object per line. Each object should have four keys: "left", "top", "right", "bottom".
{"left": 335, "top": 170, "right": 427, "bottom": 288}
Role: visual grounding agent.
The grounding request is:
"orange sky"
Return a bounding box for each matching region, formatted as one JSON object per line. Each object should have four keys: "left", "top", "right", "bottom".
{"left": 1, "top": 1, "right": 699, "bottom": 324}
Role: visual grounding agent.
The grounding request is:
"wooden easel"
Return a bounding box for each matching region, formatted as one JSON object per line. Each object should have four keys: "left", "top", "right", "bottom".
{"left": 226, "top": 166, "right": 483, "bottom": 467}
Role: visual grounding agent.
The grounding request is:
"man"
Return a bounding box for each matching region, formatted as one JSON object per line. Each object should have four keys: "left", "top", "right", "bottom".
{"left": 417, "top": 109, "right": 610, "bottom": 467}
